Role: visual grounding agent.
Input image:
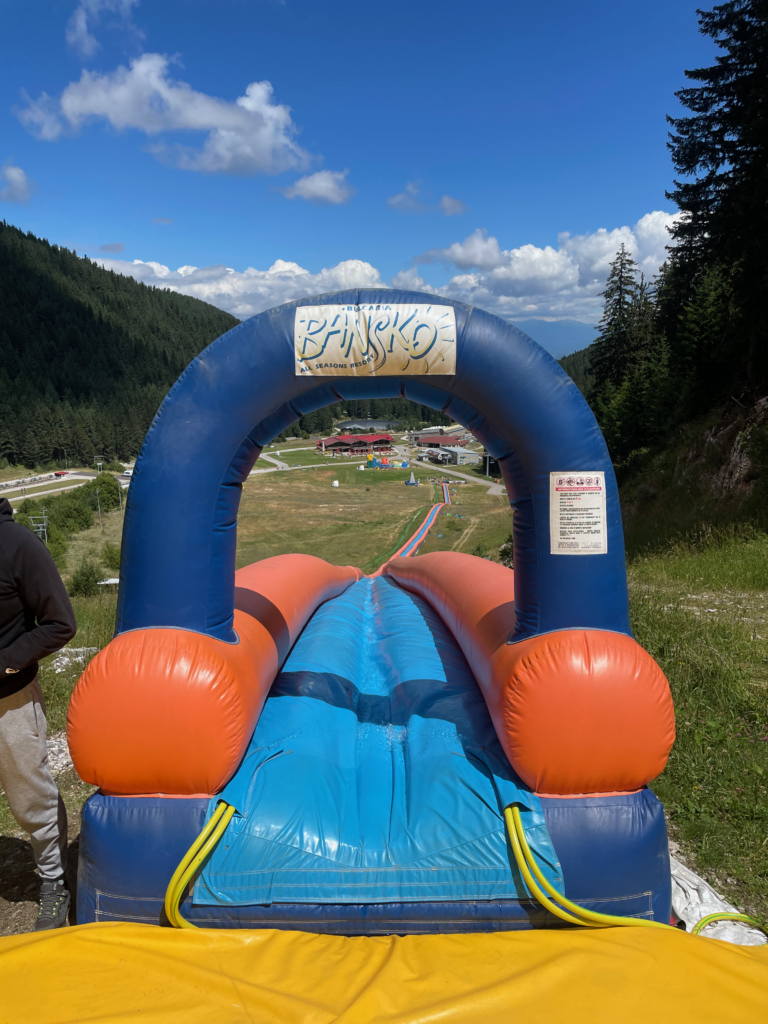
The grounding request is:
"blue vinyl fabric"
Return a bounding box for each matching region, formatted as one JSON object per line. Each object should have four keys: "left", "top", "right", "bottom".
{"left": 76, "top": 790, "right": 670, "bottom": 931}
{"left": 116, "top": 289, "right": 630, "bottom": 645}
{"left": 194, "top": 577, "right": 562, "bottom": 906}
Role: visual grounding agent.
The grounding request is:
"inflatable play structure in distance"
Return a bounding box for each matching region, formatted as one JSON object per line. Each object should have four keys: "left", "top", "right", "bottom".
{"left": 67, "top": 290, "right": 683, "bottom": 932}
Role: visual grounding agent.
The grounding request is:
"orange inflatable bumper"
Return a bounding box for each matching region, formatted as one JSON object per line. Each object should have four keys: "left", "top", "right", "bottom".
{"left": 384, "top": 552, "right": 675, "bottom": 796}
{"left": 68, "top": 555, "right": 361, "bottom": 796}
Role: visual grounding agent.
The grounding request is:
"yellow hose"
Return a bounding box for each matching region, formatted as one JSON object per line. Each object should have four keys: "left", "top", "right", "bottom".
{"left": 692, "top": 912, "right": 767, "bottom": 937}
{"left": 504, "top": 805, "right": 669, "bottom": 931}
{"left": 505, "top": 805, "right": 588, "bottom": 926}
{"left": 164, "top": 802, "right": 236, "bottom": 929}
{"left": 165, "top": 799, "right": 764, "bottom": 937}
{"left": 164, "top": 801, "right": 228, "bottom": 927}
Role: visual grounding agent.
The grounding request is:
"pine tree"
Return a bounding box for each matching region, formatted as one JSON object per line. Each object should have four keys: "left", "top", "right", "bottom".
{"left": 667, "top": 0, "right": 767, "bottom": 384}
{"left": 676, "top": 264, "right": 735, "bottom": 408}
{"left": 591, "top": 245, "right": 640, "bottom": 389}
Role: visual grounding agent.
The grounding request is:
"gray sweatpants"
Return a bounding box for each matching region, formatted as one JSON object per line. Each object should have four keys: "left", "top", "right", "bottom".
{"left": 0, "top": 677, "right": 67, "bottom": 881}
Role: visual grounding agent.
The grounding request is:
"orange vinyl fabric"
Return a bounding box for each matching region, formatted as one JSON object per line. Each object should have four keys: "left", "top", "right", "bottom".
{"left": 68, "top": 555, "right": 361, "bottom": 796}
{"left": 384, "top": 552, "right": 675, "bottom": 796}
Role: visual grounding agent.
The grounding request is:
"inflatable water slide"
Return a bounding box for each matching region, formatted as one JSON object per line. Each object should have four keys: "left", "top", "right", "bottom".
{"left": 6, "top": 290, "right": 768, "bottom": 1023}
{"left": 62, "top": 289, "right": 683, "bottom": 933}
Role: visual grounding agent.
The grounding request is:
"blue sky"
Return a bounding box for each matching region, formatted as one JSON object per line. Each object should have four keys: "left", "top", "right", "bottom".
{"left": 1, "top": 0, "right": 714, "bottom": 333}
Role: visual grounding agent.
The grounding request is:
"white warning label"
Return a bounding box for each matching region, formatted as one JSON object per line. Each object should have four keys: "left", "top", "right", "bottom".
{"left": 549, "top": 472, "right": 607, "bottom": 555}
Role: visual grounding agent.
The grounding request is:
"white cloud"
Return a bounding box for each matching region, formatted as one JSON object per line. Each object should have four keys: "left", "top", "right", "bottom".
{"left": 282, "top": 169, "right": 353, "bottom": 205}
{"left": 94, "top": 255, "right": 384, "bottom": 320}
{"left": 391, "top": 268, "right": 427, "bottom": 291}
{"left": 98, "top": 242, "right": 124, "bottom": 253}
{"left": 410, "top": 212, "right": 680, "bottom": 321}
{"left": 387, "top": 181, "right": 426, "bottom": 214}
{"left": 66, "top": 0, "right": 142, "bottom": 60}
{"left": 421, "top": 228, "right": 503, "bottom": 270}
{"left": 440, "top": 195, "right": 468, "bottom": 216}
{"left": 17, "top": 53, "right": 310, "bottom": 176}
{"left": 89, "top": 210, "right": 679, "bottom": 325}
{"left": 0, "top": 163, "right": 35, "bottom": 203}
{"left": 16, "top": 92, "right": 63, "bottom": 142}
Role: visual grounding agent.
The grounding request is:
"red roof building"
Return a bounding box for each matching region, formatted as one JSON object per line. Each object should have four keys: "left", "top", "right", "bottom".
{"left": 317, "top": 433, "right": 394, "bottom": 454}
{"left": 414, "top": 434, "right": 467, "bottom": 448}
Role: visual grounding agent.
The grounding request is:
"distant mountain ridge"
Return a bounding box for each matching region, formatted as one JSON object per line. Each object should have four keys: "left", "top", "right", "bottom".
{"left": 0, "top": 222, "right": 238, "bottom": 467}
{"left": 510, "top": 318, "right": 598, "bottom": 358}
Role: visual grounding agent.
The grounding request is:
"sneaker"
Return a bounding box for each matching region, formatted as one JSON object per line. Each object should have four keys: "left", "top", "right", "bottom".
{"left": 34, "top": 880, "right": 70, "bottom": 931}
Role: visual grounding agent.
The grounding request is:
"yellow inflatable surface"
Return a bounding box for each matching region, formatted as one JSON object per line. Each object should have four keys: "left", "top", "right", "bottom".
{"left": 1, "top": 922, "right": 767, "bottom": 1024}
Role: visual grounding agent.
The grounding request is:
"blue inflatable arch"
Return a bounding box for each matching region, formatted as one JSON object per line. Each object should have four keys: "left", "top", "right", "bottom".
{"left": 117, "top": 289, "right": 629, "bottom": 644}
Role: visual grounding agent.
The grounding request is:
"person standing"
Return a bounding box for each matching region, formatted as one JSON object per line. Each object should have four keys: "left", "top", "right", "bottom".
{"left": 0, "top": 497, "right": 77, "bottom": 930}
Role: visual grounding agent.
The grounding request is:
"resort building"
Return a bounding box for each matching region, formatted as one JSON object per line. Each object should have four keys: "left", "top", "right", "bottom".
{"left": 316, "top": 433, "right": 394, "bottom": 456}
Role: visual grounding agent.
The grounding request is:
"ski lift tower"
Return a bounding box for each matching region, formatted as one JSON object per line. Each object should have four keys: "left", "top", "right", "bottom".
{"left": 28, "top": 507, "right": 49, "bottom": 546}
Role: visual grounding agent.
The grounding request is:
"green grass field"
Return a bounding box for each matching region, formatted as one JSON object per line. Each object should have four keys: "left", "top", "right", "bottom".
{"left": 630, "top": 533, "right": 768, "bottom": 921}
{"left": 236, "top": 463, "right": 484, "bottom": 572}
{"left": 270, "top": 449, "right": 339, "bottom": 467}
{"left": 416, "top": 481, "right": 512, "bottom": 558}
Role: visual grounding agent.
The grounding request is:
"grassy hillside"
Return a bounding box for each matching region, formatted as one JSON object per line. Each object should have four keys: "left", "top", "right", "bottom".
{"left": 0, "top": 222, "right": 239, "bottom": 468}
{"left": 632, "top": 529, "right": 768, "bottom": 922}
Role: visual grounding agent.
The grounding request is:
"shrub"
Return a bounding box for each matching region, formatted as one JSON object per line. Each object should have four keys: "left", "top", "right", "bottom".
{"left": 47, "top": 493, "right": 94, "bottom": 532}
{"left": 46, "top": 524, "right": 68, "bottom": 567}
{"left": 81, "top": 473, "right": 121, "bottom": 513}
{"left": 68, "top": 559, "right": 104, "bottom": 597}
{"left": 101, "top": 541, "right": 121, "bottom": 571}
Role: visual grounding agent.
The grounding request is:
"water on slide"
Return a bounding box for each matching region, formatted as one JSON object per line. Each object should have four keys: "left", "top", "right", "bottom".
{"left": 194, "top": 576, "right": 562, "bottom": 906}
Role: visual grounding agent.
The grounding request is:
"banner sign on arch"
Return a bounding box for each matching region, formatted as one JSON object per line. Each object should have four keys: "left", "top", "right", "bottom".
{"left": 549, "top": 471, "right": 608, "bottom": 555}
{"left": 294, "top": 304, "right": 456, "bottom": 377}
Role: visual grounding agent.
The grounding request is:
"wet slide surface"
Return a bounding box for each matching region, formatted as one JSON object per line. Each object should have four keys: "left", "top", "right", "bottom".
{"left": 195, "top": 576, "right": 561, "bottom": 907}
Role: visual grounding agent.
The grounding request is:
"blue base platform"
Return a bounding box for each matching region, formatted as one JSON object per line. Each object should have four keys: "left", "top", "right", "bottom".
{"left": 77, "top": 789, "right": 671, "bottom": 932}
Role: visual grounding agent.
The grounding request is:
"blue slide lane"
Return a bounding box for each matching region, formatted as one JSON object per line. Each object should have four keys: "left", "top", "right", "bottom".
{"left": 194, "top": 577, "right": 563, "bottom": 906}
{"left": 400, "top": 504, "right": 443, "bottom": 557}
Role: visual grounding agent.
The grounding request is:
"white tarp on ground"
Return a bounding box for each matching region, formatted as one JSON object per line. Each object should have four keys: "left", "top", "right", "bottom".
{"left": 671, "top": 856, "right": 766, "bottom": 945}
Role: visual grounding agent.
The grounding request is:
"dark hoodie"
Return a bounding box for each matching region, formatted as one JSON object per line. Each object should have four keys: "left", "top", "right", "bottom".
{"left": 0, "top": 498, "right": 76, "bottom": 700}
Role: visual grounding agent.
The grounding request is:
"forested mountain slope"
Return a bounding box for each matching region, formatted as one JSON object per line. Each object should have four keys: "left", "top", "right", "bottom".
{"left": 0, "top": 223, "right": 239, "bottom": 466}
{"left": 559, "top": 345, "right": 593, "bottom": 394}
{"left": 0, "top": 223, "right": 449, "bottom": 463}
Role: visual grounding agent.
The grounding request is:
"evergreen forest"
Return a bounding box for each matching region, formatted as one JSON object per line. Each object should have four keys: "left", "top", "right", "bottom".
{"left": 0, "top": 221, "right": 239, "bottom": 468}
{"left": 561, "top": 0, "right": 766, "bottom": 477}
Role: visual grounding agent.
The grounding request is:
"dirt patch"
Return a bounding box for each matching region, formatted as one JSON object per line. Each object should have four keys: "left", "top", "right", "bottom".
{"left": 0, "top": 820, "right": 81, "bottom": 936}
{"left": 1, "top": 730, "right": 92, "bottom": 936}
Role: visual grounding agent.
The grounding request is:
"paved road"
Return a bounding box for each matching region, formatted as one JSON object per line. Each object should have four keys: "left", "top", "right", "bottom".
{"left": 258, "top": 453, "right": 290, "bottom": 470}
{"left": 3, "top": 481, "right": 100, "bottom": 506}
{"left": 436, "top": 465, "right": 507, "bottom": 496}
{"left": 249, "top": 459, "right": 367, "bottom": 477}
{"left": 0, "top": 471, "right": 101, "bottom": 500}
